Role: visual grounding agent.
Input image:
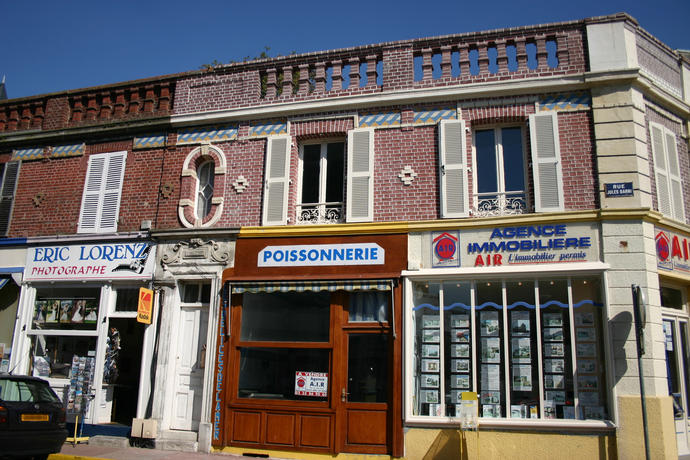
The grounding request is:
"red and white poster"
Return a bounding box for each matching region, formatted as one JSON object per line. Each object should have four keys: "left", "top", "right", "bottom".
{"left": 294, "top": 371, "right": 328, "bottom": 397}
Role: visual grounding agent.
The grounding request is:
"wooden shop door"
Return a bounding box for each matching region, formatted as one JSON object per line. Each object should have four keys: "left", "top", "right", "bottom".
{"left": 335, "top": 299, "right": 392, "bottom": 454}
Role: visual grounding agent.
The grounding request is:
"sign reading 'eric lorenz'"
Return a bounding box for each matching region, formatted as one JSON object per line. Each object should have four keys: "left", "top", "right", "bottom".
{"left": 258, "top": 243, "right": 385, "bottom": 267}
{"left": 25, "top": 243, "right": 155, "bottom": 281}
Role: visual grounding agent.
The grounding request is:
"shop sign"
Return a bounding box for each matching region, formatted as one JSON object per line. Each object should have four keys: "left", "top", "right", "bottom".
{"left": 25, "top": 242, "right": 155, "bottom": 281}
{"left": 258, "top": 243, "right": 384, "bottom": 267}
{"left": 294, "top": 371, "right": 328, "bottom": 397}
{"left": 432, "top": 231, "right": 460, "bottom": 268}
{"left": 605, "top": 182, "right": 634, "bottom": 197}
{"left": 656, "top": 228, "right": 690, "bottom": 274}
{"left": 137, "top": 288, "right": 153, "bottom": 324}
{"left": 462, "top": 223, "right": 597, "bottom": 267}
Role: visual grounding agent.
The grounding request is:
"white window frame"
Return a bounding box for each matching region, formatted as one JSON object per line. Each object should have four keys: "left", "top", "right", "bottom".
{"left": 650, "top": 122, "right": 686, "bottom": 222}
{"left": 402, "top": 271, "right": 614, "bottom": 429}
{"left": 77, "top": 151, "right": 127, "bottom": 234}
{"left": 297, "top": 139, "right": 346, "bottom": 224}
{"left": 471, "top": 125, "right": 528, "bottom": 216}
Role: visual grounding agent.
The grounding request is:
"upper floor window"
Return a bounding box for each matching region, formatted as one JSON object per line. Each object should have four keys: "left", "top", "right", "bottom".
{"left": 439, "top": 113, "right": 564, "bottom": 219}
{"left": 650, "top": 122, "right": 686, "bottom": 222}
{"left": 473, "top": 127, "right": 527, "bottom": 217}
{"left": 0, "top": 161, "right": 20, "bottom": 236}
{"left": 262, "top": 129, "right": 373, "bottom": 226}
{"left": 178, "top": 144, "right": 226, "bottom": 228}
{"left": 297, "top": 141, "right": 345, "bottom": 224}
{"left": 196, "top": 160, "right": 215, "bottom": 219}
{"left": 78, "top": 151, "right": 126, "bottom": 234}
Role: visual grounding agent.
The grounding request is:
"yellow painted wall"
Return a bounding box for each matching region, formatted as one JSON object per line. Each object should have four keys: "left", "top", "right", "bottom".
{"left": 616, "top": 395, "right": 677, "bottom": 460}
{"left": 405, "top": 428, "right": 617, "bottom": 460}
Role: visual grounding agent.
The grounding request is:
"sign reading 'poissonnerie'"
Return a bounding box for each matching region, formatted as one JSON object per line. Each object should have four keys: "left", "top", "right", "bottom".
{"left": 258, "top": 243, "right": 385, "bottom": 267}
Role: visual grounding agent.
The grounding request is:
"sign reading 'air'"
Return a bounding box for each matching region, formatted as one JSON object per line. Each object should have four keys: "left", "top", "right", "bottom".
{"left": 258, "top": 243, "right": 385, "bottom": 267}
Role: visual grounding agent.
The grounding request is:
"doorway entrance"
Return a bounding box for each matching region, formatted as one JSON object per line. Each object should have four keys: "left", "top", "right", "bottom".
{"left": 108, "top": 318, "right": 144, "bottom": 425}
{"left": 661, "top": 285, "right": 690, "bottom": 455}
{"left": 170, "top": 281, "right": 211, "bottom": 432}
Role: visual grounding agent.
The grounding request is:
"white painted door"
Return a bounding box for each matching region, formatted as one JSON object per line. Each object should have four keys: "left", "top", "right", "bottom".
{"left": 171, "top": 305, "right": 208, "bottom": 431}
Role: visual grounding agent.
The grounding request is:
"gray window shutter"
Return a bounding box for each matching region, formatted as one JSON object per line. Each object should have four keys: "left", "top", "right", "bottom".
{"left": 78, "top": 151, "right": 127, "bottom": 233}
{"left": 665, "top": 130, "right": 685, "bottom": 221}
{"left": 439, "top": 119, "right": 468, "bottom": 218}
{"left": 346, "top": 128, "right": 374, "bottom": 222}
{"left": 99, "top": 152, "right": 127, "bottom": 233}
{"left": 0, "top": 162, "right": 20, "bottom": 236}
{"left": 529, "top": 112, "right": 564, "bottom": 212}
{"left": 262, "top": 136, "right": 291, "bottom": 226}
{"left": 650, "top": 123, "right": 671, "bottom": 216}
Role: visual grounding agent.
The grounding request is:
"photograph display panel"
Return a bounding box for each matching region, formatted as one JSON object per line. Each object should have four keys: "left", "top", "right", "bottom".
{"left": 409, "top": 277, "right": 607, "bottom": 422}
{"left": 32, "top": 287, "right": 100, "bottom": 331}
{"left": 412, "top": 282, "right": 441, "bottom": 416}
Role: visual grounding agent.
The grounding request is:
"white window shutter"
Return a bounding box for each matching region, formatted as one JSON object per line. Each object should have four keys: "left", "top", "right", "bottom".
{"left": 99, "top": 152, "right": 126, "bottom": 232}
{"left": 529, "top": 112, "right": 564, "bottom": 212}
{"left": 262, "top": 136, "right": 291, "bottom": 225}
{"left": 664, "top": 130, "right": 685, "bottom": 221}
{"left": 650, "top": 123, "right": 671, "bottom": 216}
{"left": 78, "top": 151, "right": 127, "bottom": 233}
{"left": 439, "top": 119, "right": 468, "bottom": 218}
{"left": 0, "top": 161, "right": 20, "bottom": 236}
{"left": 346, "top": 128, "right": 374, "bottom": 222}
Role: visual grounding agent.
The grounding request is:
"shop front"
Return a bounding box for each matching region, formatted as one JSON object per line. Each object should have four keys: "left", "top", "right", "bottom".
{"left": 0, "top": 239, "right": 25, "bottom": 374}
{"left": 214, "top": 234, "right": 406, "bottom": 457}
{"left": 9, "top": 239, "right": 157, "bottom": 431}
{"left": 403, "top": 222, "right": 616, "bottom": 458}
{"left": 656, "top": 225, "right": 690, "bottom": 456}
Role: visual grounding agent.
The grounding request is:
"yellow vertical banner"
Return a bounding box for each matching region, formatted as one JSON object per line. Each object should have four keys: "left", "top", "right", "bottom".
{"left": 137, "top": 287, "right": 153, "bottom": 324}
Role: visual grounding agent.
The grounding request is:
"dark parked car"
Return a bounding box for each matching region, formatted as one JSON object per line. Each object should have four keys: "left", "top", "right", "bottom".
{"left": 0, "top": 374, "right": 67, "bottom": 459}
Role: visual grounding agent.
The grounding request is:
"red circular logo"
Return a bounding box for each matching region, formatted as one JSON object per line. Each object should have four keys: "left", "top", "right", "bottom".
{"left": 297, "top": 378, "right": 305, "bottom": 388}
{"left": 435, "top": 237, "right": 456, "bottom": 260}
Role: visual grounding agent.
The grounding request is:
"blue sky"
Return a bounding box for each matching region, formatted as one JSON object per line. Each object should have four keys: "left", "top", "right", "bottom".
{"left": 2, "top": 0, "right": 689, "bottom": 100}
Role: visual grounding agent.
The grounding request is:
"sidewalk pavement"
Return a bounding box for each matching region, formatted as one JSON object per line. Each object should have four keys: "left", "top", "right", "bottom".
{"left": 50, "top": 442, "right": 251, "bottom": 460}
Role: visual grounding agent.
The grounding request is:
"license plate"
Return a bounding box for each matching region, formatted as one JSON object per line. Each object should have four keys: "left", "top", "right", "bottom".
{"left": 21, "top": 413, "right": 49, "bottom": 422}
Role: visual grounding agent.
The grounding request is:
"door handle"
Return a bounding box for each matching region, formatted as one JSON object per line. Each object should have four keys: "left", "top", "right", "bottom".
{"left": 341, "top": 388, "right": 349, "bottom": 402}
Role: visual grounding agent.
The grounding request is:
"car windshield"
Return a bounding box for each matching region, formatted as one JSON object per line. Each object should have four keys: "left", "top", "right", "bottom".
{"left": 0, "top": 378, "right": 61, "bottom": 403}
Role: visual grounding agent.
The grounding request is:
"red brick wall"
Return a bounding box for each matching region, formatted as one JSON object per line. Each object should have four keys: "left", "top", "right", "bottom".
{"left": 7, "top": 97, "right": 598, "bottom": 237}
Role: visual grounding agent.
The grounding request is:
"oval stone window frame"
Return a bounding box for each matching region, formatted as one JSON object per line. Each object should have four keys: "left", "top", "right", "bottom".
{"left": 179, "top": 144, "right": 226, "bottom": 228}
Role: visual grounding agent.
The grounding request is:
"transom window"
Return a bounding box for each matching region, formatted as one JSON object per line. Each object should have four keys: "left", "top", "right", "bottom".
{"left": 196, "top": 160, "right": 215, "bottom": 219}
{"left": 473, "top": 127, "right": 527, "bottom": 216}
{"left": 298, "top": 141, "right": 345, "bottom": 224}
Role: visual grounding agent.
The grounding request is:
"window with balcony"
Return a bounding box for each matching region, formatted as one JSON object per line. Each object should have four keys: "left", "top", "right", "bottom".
{"left": 439, "top": 112, "right": 564, "bottom": 219}
{"left": 261, "top": 129, "right": 373, "bottom": 226}
{"left": 473, "top": 127, "right": 527, "bottom": 216}
{"left": 297, "top": 141, "right": 345, "bottom": 224}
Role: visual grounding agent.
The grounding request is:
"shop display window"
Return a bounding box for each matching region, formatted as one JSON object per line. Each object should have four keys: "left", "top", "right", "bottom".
{"left": 30, "top": 335, "right": 97, "bottom": 379}
{"left": 240, "top": 291, "right": 330, "bottom": 342}
{"left": 409, "top": 276, "right": 608, "bottom": 422}
{"left": 238, "top": 348, "right": 330, "bottom": 401}
{"left": 31, "top": 287, "right": 100, "bottom": 331}
{"left": 349, "top": 291, "right": 389, "bottom": 322}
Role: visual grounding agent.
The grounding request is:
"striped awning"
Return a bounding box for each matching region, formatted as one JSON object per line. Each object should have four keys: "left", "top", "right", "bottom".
{"left": 231, "top": 279, "right": 392, "bottom": 294}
